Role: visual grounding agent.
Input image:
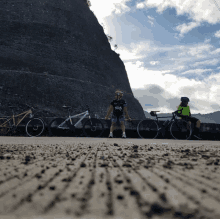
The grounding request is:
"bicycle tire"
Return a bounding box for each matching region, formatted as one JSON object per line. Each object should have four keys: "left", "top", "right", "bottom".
{"left": 83, "top": 118, "right": 104, "bottom": 137}
{"left": 26, "top": 118, "right": 45, "bottom": 137}
{"left": 0, "top": 118, "right": 10, "bottom": 136}
{"left": 137, "top": 120, "right": 159, "bottom": 139}
{"left": 170, "top": 119, "right": 192, "bottom": 140}
{"left": 48, "top": 118, "right": 68, "bottom": 136}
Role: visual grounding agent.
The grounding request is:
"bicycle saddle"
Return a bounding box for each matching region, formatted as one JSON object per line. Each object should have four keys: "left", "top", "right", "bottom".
{"left": 62, "top": 105, "right": 72, "bottom": 109}
{"left": 9, "top": 106, "right": 16, "bottom": 108}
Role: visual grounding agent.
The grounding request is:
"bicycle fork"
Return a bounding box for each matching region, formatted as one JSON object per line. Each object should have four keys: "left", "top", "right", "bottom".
{"left": 88, "top": 116, "right": 97, "bottom": 132}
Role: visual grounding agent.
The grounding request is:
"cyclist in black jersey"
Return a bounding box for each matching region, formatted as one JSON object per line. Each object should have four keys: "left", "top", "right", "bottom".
{"left": 105, "top": 90, "right": 131, "bottom": 138}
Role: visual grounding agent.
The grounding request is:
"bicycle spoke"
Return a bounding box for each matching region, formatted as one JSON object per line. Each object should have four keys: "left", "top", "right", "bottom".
{"left": 137, "top": 120, "right": 159, "bottom": 139}
{"left": 83, "top": 118, "right": 104, "bottom": 137}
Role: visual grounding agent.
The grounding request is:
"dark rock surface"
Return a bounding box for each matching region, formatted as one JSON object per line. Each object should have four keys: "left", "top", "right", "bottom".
{"left": 0, "top": 0, "right": 146, "bottom": 120}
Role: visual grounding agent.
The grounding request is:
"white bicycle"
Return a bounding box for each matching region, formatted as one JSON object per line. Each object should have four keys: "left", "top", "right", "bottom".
{"left": 48, "top": 105, "right": 104, "bottom": 137}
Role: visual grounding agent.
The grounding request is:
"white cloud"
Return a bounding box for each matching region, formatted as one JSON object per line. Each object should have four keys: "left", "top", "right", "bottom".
{"left": 126, "top": 61, "right": 210, "bottom": 113}
{"left": 89, "top": 0, "right": 131, "bottom": 24}
{"left": 117, "top": 50, "right": 146, "bottom": 61}
{"left": 175, "top": 22, "right": 200, "bottom": 37}
{"left": 136, "top": 2, "right": 146, "bottom": 9}
{"left": 150, "top": 61, "right": 160, "bottom": 65}
{"left": 211, "top": 48, "right": 220, "bottom": 55}
{"left": 127, "top": 59, "right": 220, "bottom": 114}
{"left": 89, "top": 0, "right": 220, "bottom": 114}
{"left": 192, "top": 58, "right": 219, "bottom": 67}
{"left": 136, "top": 0, "right": 220, "bottom": 37}
{"left": 116, "top": 45, "right": 146, "bottom": 61}
{"left": 204, "top": 38, "right": 211, "bottom": 43}
{"left": 175, "top": 65, "right": 186, "bottom": 70}
{"left": 177, "top": 43, "right": 213, "bottom": 58}
{"left": 181, "top": 68, "right": 212, "bottom": 75}
{"left": 148, "top": 20, "right": 154, "bottom": 27}
{"left": 188, "top": 44, "right": 213, "bottom": 57}
{"left": 126, "top": 61, "right": 173, "bottom": 89}
{"left": 129, "top": 41, "right": 158, "bottom": 55}
{"left": 147, "top": 15, "right": 155, "bottom": 26}
{"left": 214, "top": 30, "right": 220, "bottom": 38}
{"left": 147, "top": 15, "right": 154, "bottom": 20}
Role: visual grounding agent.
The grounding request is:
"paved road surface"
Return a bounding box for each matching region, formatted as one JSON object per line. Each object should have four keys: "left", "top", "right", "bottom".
{"left": 0, "top": 137, "right": 220, "bottom": 219}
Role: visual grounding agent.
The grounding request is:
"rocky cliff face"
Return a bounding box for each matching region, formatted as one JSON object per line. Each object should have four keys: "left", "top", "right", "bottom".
{"left": 0, "top": 0, "right": 146, "bottom": 120}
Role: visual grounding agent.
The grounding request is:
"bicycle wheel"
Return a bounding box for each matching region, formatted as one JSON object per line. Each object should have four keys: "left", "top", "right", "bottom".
{"left": 48, "top": 118, "right": 68, "bottom": 136}
{"left": 170, "top": 119, "right": 192, "bottom": 140}
{"left": 0, "top": 119, "right": 10, "bottom": 136}
{"left": 26, "top": 118, "right": 45, "bottom": 137}
{"left": 137, "top": 120, "right": 159, "bottom": 139}
{"left": 83, "top": 118, "right": 104, "bottom": 137}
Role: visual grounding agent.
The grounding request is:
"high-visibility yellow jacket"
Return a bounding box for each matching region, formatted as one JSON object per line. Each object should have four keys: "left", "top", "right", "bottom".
{"left": 178, "top": 105, "right": 190, "bottom": 119}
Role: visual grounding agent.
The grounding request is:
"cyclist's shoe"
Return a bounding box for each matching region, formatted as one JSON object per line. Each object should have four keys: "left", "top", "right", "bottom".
{"left": 109, "top": 133, "right": 113, "bottom": 138}
{"left": 122, "top": 133, "right": 126, "bottom": 138}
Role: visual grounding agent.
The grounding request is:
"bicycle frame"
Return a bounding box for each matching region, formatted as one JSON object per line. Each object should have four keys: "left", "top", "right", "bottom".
{"left": 0, "top": 109, "right": 32, "bottom": 128}
{"left": 153, "top": 113, "right": 177, "bottom": 129}
{"left": 58, "top": 110, "right": 90, "bottom": 129}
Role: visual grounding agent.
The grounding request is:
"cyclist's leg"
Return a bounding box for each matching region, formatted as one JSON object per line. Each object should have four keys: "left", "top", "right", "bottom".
{"left": 190, "top": 117, "right": 201, "bottom": 134}
{"left": 184, "top": 117, "right": 191, "bottom": 129}
{"left": 119, "top": 115, "right": 125, "bottom": 133}
{"left": 180, "top": 116, "right": 191, "bottom": 130}
{"left": 110, "top": 115, "right": 117, "bottom": 133}
{"left": 188, "top": 117, "right": 198, "bottom": 127}
{"left": 195, "top": 118, "right": 201, "bottom": 128}
{"left": 110, "top": 122, "right": 116, "bottom": 133}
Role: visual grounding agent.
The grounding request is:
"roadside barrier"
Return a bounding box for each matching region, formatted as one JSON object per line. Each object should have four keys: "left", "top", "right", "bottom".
{"left": 2, "top": 117, "right": 220, "bottom": 140}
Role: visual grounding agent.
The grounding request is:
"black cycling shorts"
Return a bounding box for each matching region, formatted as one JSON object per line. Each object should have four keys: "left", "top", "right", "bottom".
{"left": 111, "top": 114, "right": 125, "bottom": 126}
{"left": 181, "top": 115, "right": 199, "bottom": 124}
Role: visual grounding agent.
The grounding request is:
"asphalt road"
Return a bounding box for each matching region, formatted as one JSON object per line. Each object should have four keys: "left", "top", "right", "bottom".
{"left": 0, "top": 137, "right": 220, "bottom": 219}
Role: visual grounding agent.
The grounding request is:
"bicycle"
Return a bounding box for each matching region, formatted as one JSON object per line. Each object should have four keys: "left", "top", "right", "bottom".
{"left": 137, "top": 109, "right": 193, "bottom": 140}
{"left": 48, "top": 104, "right": 104, "bottom": 137}
{"left": 0, "top": 104, "right": 45, "bottom": 137}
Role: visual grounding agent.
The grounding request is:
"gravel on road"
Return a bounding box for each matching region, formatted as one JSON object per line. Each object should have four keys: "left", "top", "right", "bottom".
{"left": 0, "top": 137, "right": 220, "bottom": 219}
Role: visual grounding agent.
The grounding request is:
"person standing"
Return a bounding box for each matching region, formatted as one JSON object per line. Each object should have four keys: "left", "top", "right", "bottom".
{"left": 105, "top": 90, "right": 131, "bottom": 138}
{"left": 177, "top": 97, "right": 202, "bottom": 139}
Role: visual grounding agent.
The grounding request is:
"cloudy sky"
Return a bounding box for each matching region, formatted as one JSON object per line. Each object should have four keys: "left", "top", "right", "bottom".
{"left": 89, "top": 0, "right": 220, "bottom": 115}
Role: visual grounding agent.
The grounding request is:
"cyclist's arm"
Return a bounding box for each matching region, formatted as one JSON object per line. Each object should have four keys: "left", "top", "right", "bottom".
{"left": 189, "top": 106, "right": 191, "bottom": 116}
{"left": 106, "top": 105, "right": 113, "bottom": 118}
{"left": 177, "top": 106, "right": 184, "bottom": 117}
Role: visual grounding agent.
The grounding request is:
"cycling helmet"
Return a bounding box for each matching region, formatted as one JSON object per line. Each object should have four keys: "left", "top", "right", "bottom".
{"left": 181, "top": 97, "right": 189, "bottom": 102}
{"left": 115, "top": 90, "right": 123, "bottom": 96}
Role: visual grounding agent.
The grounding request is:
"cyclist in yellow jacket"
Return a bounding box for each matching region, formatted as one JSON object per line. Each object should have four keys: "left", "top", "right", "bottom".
{"left": 177, "top": 97, "right": 201, "bottom": 139}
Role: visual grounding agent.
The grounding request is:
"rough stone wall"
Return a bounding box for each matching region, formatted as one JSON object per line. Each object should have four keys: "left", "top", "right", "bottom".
{"left": 0, "top": 0, "right": 146, "bottom": 120}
